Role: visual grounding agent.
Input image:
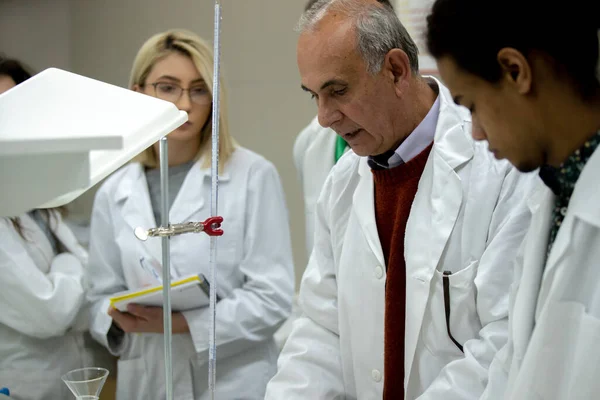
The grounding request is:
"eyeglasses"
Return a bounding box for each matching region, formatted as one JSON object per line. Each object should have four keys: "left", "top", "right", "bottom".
{"left": 147, "top": 82, "right": 211, "bottom": 105}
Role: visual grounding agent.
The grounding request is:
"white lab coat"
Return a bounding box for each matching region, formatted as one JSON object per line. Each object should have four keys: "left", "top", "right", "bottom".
{"left": 481, "top": 144, "right": 600, "bottom": 400}
{"left": 87, "top": 147, "right": 294, "bottom": 400}
{"left": 0, "top": 212, "right": 93, "bottom": 400}
{"left": 265, "top": 80, "right": 538, "bottom": 400}
{"left": 293, "top": 116, "right": 340, "bottom": 257}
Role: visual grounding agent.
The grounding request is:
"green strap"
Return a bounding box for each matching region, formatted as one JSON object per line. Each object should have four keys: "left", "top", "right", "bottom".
{"left": 334, "top": 135, "right": 348, "bottom": 163}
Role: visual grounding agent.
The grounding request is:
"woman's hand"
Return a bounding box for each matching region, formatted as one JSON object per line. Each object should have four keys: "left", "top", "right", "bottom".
{"left": 108, "top": 304, "right": 189, "bottom": 334}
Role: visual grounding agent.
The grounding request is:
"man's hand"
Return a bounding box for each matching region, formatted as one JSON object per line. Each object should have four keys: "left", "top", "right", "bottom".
{"left": 108, "top": 305, "right": 189, "bottom": 334}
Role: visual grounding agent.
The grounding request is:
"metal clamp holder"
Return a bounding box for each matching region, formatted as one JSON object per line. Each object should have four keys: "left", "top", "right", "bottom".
{"left": 134, "top": 216, "right": 224, "bottom": 241}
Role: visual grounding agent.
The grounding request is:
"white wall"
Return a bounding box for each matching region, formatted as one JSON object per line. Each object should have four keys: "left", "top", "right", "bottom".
{"left": 0, "top": 0, "right": 71, "bottom": 71}
{"left": 2, "top": 0, "right": 315, "bottom": 288}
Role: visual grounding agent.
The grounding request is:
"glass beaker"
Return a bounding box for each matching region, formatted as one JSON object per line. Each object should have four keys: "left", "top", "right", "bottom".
{"left": 61, "top": 367, "right": 109, "bottom": 400}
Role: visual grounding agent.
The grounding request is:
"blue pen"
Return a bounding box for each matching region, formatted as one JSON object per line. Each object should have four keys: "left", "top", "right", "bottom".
{"left": 139, "top": 257, "right": 162, "bottom": 283}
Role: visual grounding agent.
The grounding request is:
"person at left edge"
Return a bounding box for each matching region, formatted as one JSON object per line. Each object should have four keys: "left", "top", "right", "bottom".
{"left": 0, "top": 58, "right": 100, "bottom": 400}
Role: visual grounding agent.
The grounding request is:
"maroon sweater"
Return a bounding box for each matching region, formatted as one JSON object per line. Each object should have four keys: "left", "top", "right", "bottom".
{"left": 372, "top": 143, "right": 433, "bottom": 399}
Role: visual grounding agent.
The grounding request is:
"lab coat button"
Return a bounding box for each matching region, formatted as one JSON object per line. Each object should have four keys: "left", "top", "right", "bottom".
{"left": 374, "top": 266, "right": 384, "bottom": 279}
{"left": 371, "top": 369, "right": 382, "bottom": 382}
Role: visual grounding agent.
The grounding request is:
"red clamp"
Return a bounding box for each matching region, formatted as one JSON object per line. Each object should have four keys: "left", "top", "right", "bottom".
{"left": 202, "top": 216, "right": 224, "bottom": 236}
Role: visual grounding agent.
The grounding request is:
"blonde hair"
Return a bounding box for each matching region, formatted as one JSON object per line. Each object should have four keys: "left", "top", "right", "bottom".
{"left": 130, "top": 29, "right": 235, "bottom": 169}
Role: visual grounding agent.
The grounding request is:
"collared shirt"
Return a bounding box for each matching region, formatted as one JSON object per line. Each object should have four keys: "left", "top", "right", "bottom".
{"left": 368, "top": 95, "right": 440, "bottom": 170}
{"left": 539, "top": 130, "right": 600, "bottom": 255}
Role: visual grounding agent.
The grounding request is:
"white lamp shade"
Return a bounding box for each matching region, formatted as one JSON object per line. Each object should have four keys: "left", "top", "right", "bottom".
{"left": 0, "top": 68, "right": 188, "bottom": 217}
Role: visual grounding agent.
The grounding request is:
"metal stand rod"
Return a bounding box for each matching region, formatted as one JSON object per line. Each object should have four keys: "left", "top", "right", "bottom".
{"left": 159, "top": 137, "right": 174, "bottom": 400}
{"left": 209, "top": 2, "right": 222, "bottom": 399}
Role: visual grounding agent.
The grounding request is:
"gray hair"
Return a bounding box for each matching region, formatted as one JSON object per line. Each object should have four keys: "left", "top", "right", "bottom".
{"left": 298, "top": 0, "right": 419, "bottom": 75}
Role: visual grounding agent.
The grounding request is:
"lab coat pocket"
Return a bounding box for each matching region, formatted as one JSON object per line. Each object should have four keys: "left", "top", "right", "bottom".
{"left": 513, "top": 301, "right": 600, "bottom": 400}
{"left": 425, "top": 260, "right": 480, "bottom": 356}
{"left": 116, "top": 357, "right": 146, "bottom": 400}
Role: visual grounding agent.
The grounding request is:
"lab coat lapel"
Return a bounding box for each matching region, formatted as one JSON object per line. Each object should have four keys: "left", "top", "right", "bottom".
{"left": 115, "top": 164, "right": 163, "bottom": 265}
{"left": 536, "top": 149, "right": 600, "bottom": 319}
{"left": 511, "top": 183, "right": 553, "bottom": 363}
{"left": 404, "top": 86, "right": 473, "bottom": 384}
{"left": 20, "top": 211, "right": 87, "bottom": 266}
{"left": 52, "top": 213, "right": 88, "bottom": 264}
{"left": 355, "top": 159, "right": 385, "bottom": 267}
{"left": 19, "top": 213, "right": 55, "bottom": 269}
{"left": 169, "top": 161, "right": 205, "bottom": 223}
{"left": 168, "top": 159, "right": 230, "bottom": 224}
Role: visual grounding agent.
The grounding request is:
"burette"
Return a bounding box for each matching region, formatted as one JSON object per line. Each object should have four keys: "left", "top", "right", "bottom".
{"left": 208, "top": 1, "right": 223, "bottom": 398}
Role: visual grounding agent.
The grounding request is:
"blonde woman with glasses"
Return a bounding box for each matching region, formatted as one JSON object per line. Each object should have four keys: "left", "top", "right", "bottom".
{"left": 87, "top": 29, "right": 294, "bottom": 399}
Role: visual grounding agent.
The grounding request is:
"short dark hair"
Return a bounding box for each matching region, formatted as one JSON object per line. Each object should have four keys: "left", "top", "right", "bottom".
{"left": 304, "top": 0, "right": 394, "bottom": 12}
{"left": 426, "top": 0, "right": 600, "bottom": 100}
{"left": 0, "top": 57, "right": 34, "bottom": 85}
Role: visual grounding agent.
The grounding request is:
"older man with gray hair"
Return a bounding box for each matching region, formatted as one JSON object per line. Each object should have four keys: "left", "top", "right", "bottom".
{"left": 293, "top": 0, "right": 395, "bottom": 260}
{"left": 266, "top": 0, "right": 537, "bottom": 399}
